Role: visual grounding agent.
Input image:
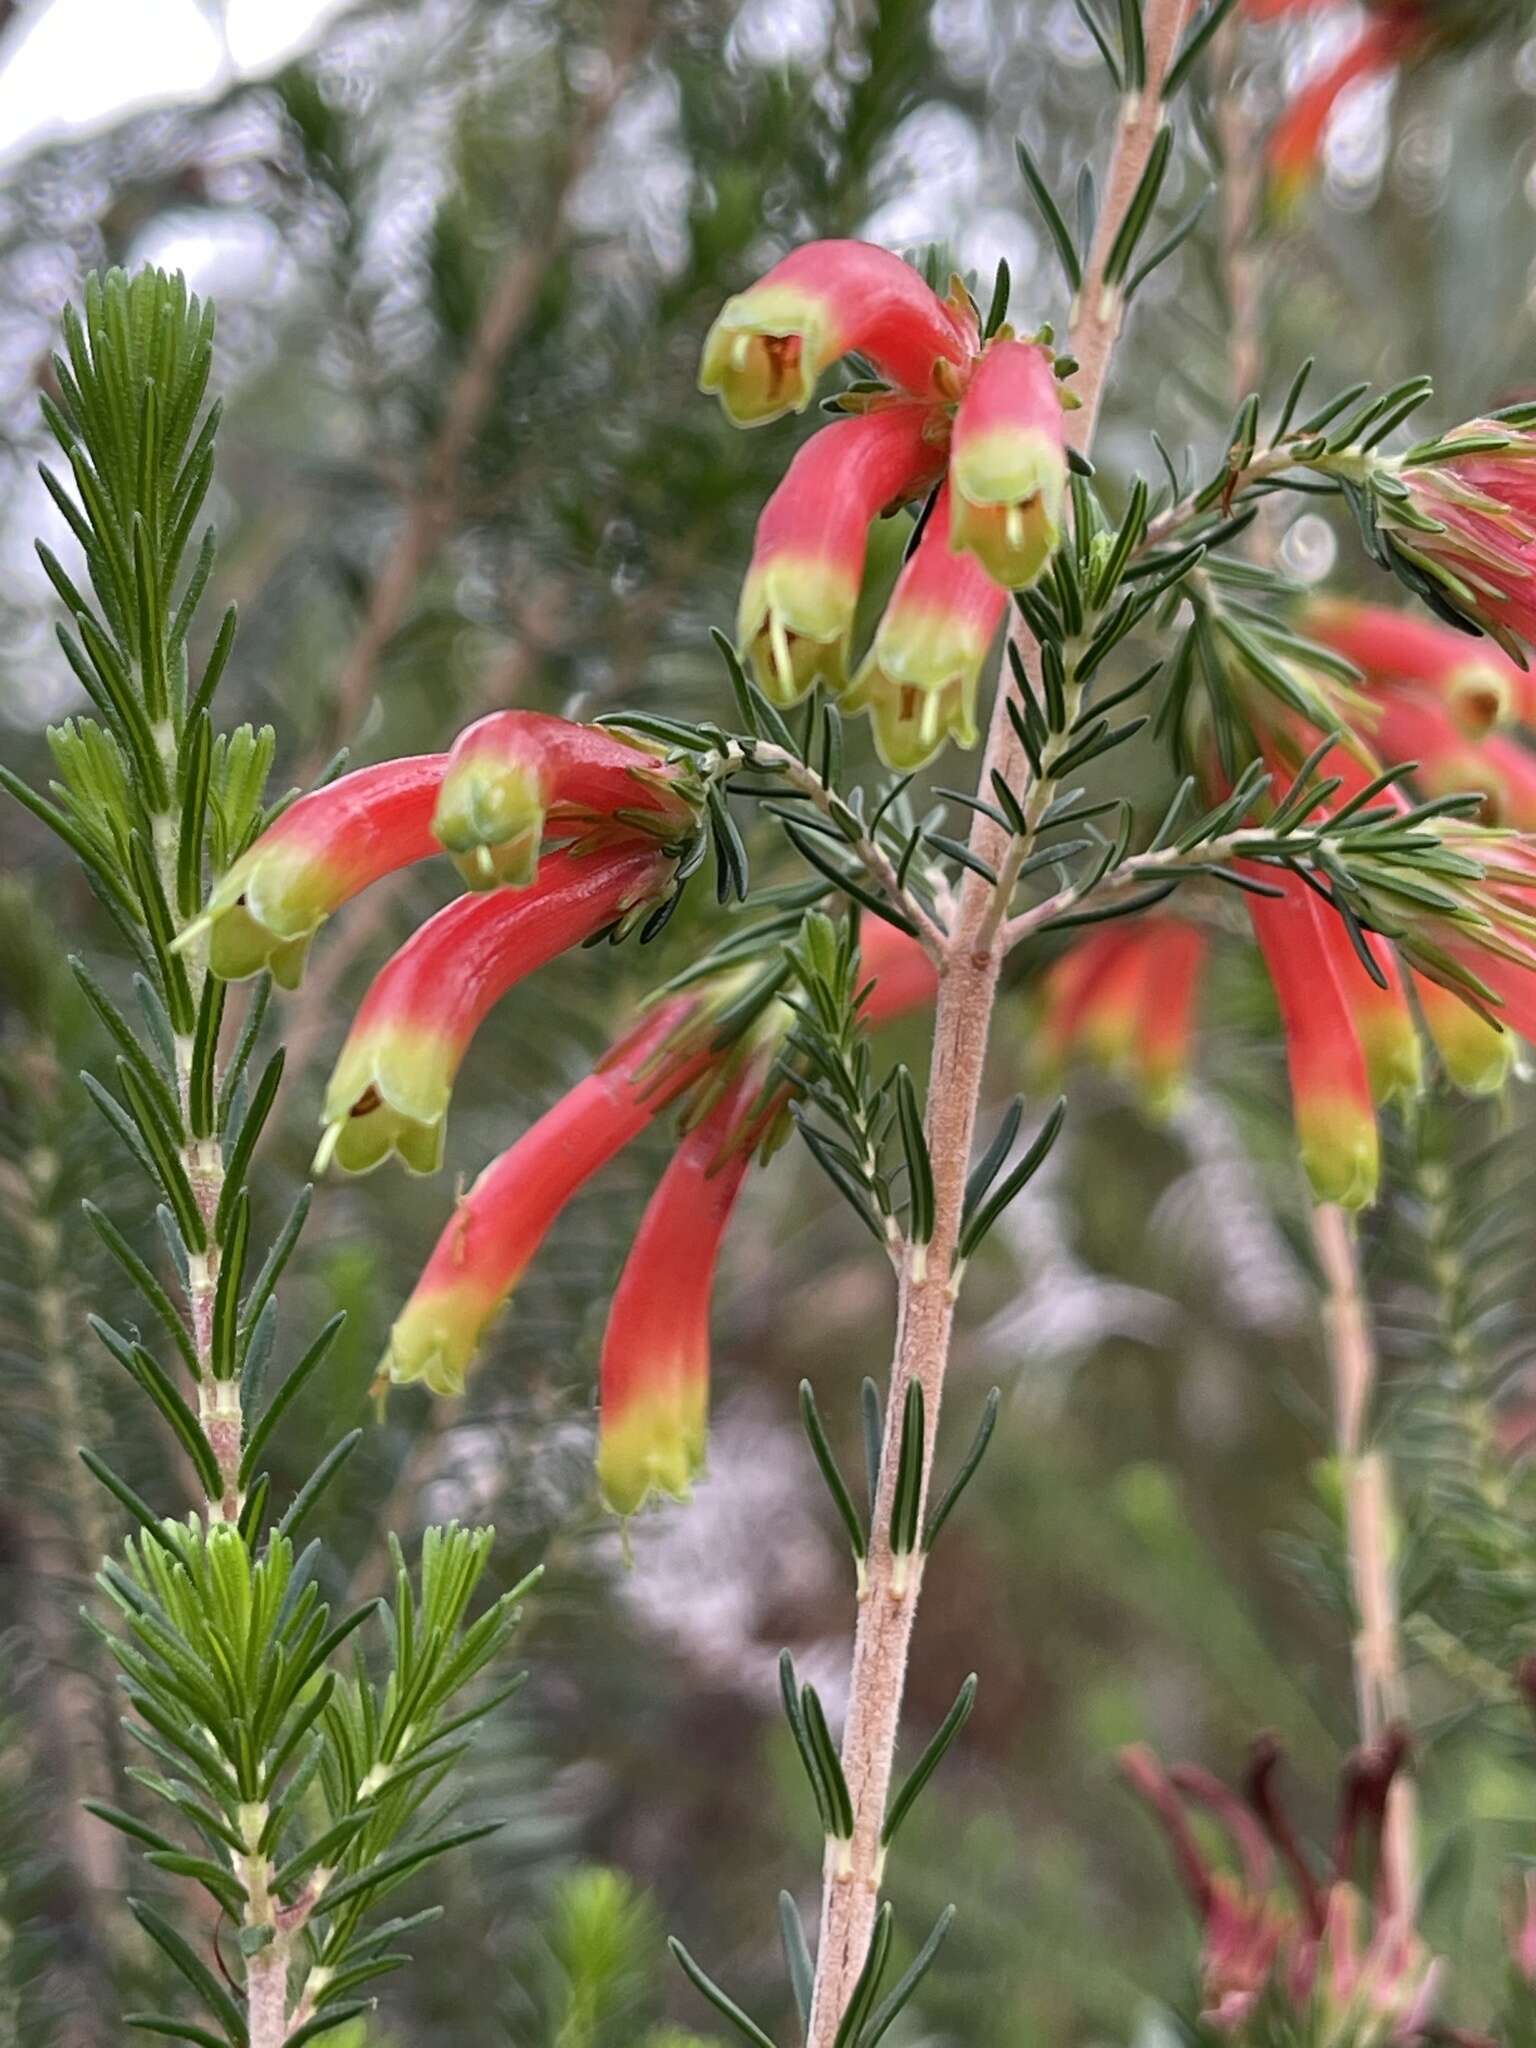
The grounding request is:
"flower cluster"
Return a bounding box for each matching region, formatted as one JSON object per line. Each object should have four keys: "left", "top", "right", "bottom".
{"left": 1123, "top": 1734, "right": 1438, "bottom": 2042}
{"left": 1038, "top": 599, "right": 1536, "bottom": 1205}
{"left": 194, "top": 713, "right": 937, "bottom": 1511}
{"left": 700, "top": 238, "right": 1070, "bottom": 768}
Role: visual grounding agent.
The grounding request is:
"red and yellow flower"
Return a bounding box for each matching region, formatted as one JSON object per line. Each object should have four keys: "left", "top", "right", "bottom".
{"left": 189, "top": 755, "right": 444, "bottom": 987}
{"left": 698, "top": 239, "right": 971, "bottom": 428}
{"left": 431, "top": 710, "right": 695, "bottom": 890}
{"left": 316, "top": 841, "right": 671, "bottom": 1176}
{"left": 597, "top": 1061, "right": 776, "bottom": 1515}
{"left": 1304, "top": 596, "right": 1523, "bottom": 736}
{"left": 702, "top": 239, "right": 1071, "bottom": 765}
{"left": 381, "top": 999, "right": 717, "bottom": 1397}
{"left": 1034, "top": 919, "right": 1207, "bottom": 1117}
{"left": 947, "top": 339, "right": 1069, "bottom": 590}
{"left": 843, "top": 484, "right": 1009, "bottom": 771}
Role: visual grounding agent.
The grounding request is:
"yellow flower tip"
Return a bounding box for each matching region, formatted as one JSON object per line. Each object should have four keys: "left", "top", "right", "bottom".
{"left": 318, "top": 1095, "right": 446, "bottom": 1177}
{"left": 861, "top": 673, "right": 978, "bottom": 772}
{"left": 597, "top": 1392, "right": 707, "bottom": 1518}
{"left": 432, "top": 758, "right": 546, "bottom": 891}
{"left": 698, "top": 289, "right": 828, "bottom": 427}
{"left": 1359, "top": 1019, "right": 1424, "bottom": 1109}
{"left": 382, "top": 1286, "right": 497, "bottom": 1397}
{"left": 738, "top": 558, "right": 860, "bottom": 707}
{"left": 206, "top": 899, "right": 317, "bottom": 988}
{"left": 319, "top": 1028, "right": 456, "bottom": 1176}
{"left": 949, "top": 429, "right": 1066, "bottom": 590}
{"left": 1299, "top": 1106, "right": 1380, "bottom": 1212}
{"left": 1425, "top": 998, "right": 1516, "bottom": 1096}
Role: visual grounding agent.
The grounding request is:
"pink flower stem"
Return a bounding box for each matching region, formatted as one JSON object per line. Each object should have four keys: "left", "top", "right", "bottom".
{"left": 803, "top": 10, "right": 1195, "bottom": 2038}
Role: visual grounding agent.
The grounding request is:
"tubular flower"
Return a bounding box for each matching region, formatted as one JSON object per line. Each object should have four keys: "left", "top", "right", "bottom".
{"left": 1123, "top": 1734, "right": 1439, "bottom": 2040}
{"left": 381, "top": 1000, "right": 714, "bottom": 1396}
{"left": 1389, "top": 421, "right": 1536, "bottom": 655}
{"left": 1315, "top": 889, "right": 1423, "bottom": 1108}
{"left": 597, "top": 1063, "right": 774, "bottom": 1516}
{"left": 431, "top": 711, "right": 696, "bottom": 890}
{"left": 1414, "top": 971, "right": 1516, "bottom": 1094}
{"left": 738, "top": 406, "right": 944, "bottom": 706}
{"left": 1246, "top": 2, "right": 1432, "bottom": 209}
{"left": 1304, "top": 596, "right": 1523, "bottom": 736}
{"left": 844, "top": 485, "right": 1008, "bottom": 770}
{"left": 317, "top": 843, "right": 672, "bottom": 1177}
{"left": 1034, "top": 921, "right": 1206, "bottom": 1116}
{"left": 698, "top": 239, "right": 970, "bottom": 428}
{"left": 1245, "top": 866, "right": 1380, "bottom": 1209}
{"left": 948, "top": 339, "right": 1068, "bottom": 589}
{"left": 190, "top": 756, "right": 444, "bottom": 988}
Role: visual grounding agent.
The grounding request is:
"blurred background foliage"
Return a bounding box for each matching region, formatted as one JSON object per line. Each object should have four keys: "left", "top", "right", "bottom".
{"left": 4, "top": 0, "right": 1536, "bottom": 2041}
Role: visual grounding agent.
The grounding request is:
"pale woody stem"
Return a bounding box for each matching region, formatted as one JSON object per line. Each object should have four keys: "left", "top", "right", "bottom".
{"left": 154, "top": 748, "right": 282, "bottom": 2029}
{"left": 1312, "top": 1202, "right": 1417, "bottom": 1925}
{"left": 803, "top": 7, "right": 1194, "bottom": 2039}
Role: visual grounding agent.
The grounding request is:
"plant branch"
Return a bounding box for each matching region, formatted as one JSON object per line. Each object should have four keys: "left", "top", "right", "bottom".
{"left": 1312, "top": 1201, "right": 1417, "bottom": 1928}
{"left": 802, "top": 9, "right": 1194, "bottom": 2037}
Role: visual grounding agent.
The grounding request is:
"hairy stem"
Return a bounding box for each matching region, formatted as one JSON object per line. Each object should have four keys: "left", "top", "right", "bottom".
{"left": 1312, "top": 1201, "right": 1416, "bottom": 1924}
{"left": 803, "top": 9, "right": 1192, "bottom": 2035}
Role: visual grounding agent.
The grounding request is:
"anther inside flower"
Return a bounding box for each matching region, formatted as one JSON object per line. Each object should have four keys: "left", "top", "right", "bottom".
{"left": 698, "top": 240, "right": 972, "bottom": 427}
{"left": 1304, "top": 596, "right": 1526, "bottom": 736}
{"left": 317, "top": 841, "right": 673, "bottom": 1177}
{"left": 703, "top": 238, "right": 1071, "bottom": 765}
{"left": 947, "top": 339, "right": 1068, "bottom": 589}
{"left": 431, "top": 710, "right": 696, "bottom": 891}
{"left": 737, "top": 405, "right": 944, "bottom": 707}
{"left": 189, "top": 755, "right": 444, "bottom": 987}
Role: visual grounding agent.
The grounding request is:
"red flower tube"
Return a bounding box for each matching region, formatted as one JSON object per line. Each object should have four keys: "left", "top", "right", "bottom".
{"left": 1244, "top": 867, "right": 1380, "bottom": 1208}
{"left": 596, "top": 1064, "right": 770, "bottom": 1515}
{"left": 737, "top": 405, "right": 943, "bottom": 706}
{"left": 191, "top": 755, "right": 444, "bottom": 988}
{"left": 318, "top": 842, "right": 671, "bottom": 1177}
{"left": 844, "top": 484, "right": 1008, "bottom": 770}
{"left": 948, "top": 338, "right": 1068, "bottom": 590}
{"left": 1134, "top": 921, "right": 1208, "bottom": 1114}
{"left": 1034, "top": 929, "right": 1138, "bottom": 1080}
{"left": 381, "top": 1001, "right": 713, "bottom": 1395}
{"left": 699, "top": 239, "right": 970, "bottom": 427}
{"left": 1304, "top": 596, "right": 1522, "bottom": 735}
{"left": 432, "top": 710, "right": 697, "bottom": 890}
